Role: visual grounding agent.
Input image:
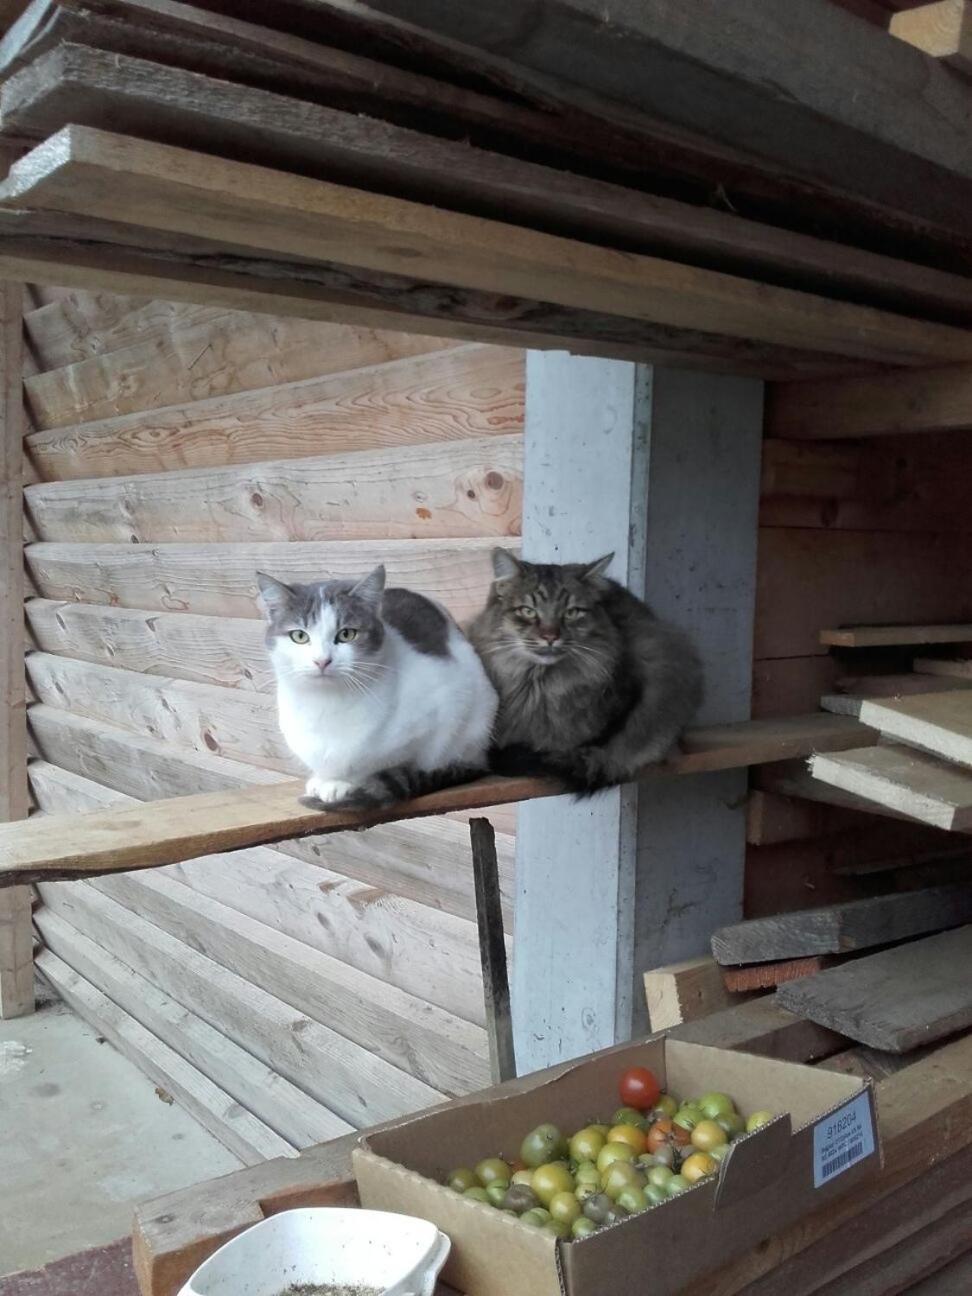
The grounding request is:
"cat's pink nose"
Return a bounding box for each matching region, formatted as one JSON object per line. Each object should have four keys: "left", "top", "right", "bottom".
{"left": 539, "top": 629, "right": 559, "bottom": 644}
{"left": 314, "top": 657, "right": 332, "bottom": 672}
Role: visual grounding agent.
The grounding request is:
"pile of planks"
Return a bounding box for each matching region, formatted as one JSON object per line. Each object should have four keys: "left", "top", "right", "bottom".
{"left": 0, "top": 0, "right": 969, "bottom": 378}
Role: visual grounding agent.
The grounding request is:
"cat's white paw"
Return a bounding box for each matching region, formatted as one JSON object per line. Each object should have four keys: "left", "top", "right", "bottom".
{"left": 305, "top": 776, "right": 356, "bottom": 805}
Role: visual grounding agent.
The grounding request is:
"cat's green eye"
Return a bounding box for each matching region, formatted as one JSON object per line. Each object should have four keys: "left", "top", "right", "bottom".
{"left": 336, "top": 627, "right": 358, "bottom": 643}
{"left": 289, "top": 629, "right": 310, "bottom": 644}
{"left": 564, "top": 607, "right": 586, "bottom": 620}
{"left": 516, "top": 606, "right": 538, "bottom": 621}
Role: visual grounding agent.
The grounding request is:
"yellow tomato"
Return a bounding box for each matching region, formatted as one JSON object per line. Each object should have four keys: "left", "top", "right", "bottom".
{"left": 596, "top": 1141, "right": 637, "bottom": 1175}
{"left": 681, "top": 1152, "right": 719, "bottom": 1184}
{"left": 569, "top": 1126, "right": 607, "bottom": 1163}
{"left": 532, "top": 1162, "right": 575, "bottom": 1206}
{"left": 607, "top": 1123, "right": 647, "bottom": 1156}
{"left": 690, "top": 1120, "right": 729, "bottom": 1153}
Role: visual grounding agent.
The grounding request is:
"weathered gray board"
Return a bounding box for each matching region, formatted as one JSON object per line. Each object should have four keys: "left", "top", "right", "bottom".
{"left": 513, "top": 356, "right": 761, "bottom": 1069}
{"left": 810, "top": 743, "right": 972, "bottom": 832}
{"left": 776, "top": 924, "right": 972, "bottom": 1052}
{"left": 712, "top": 884, "right": 972, "bottom": 964}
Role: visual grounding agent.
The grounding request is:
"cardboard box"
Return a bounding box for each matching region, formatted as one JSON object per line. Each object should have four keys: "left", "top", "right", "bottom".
{"left": 354, "top": 1035, "right": 881, "bottom": 1296}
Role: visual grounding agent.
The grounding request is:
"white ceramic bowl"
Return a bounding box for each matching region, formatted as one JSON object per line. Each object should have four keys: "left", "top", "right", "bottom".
{"left": 178, "top": 1207, "right": 451, "bottom": 1296}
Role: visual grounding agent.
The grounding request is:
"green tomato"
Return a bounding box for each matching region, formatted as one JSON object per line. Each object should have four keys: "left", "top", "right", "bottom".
{"left": 603, "top": 1204, "right": 630, "bottom": 1226}
{"left": 575, "top": 1182, "right": 600, "bottom": 1205}
{"left": 532, "top": 1162, "right": 575, "bottom": 1205}
{"left": 644, "top": 1182, "right": 667, "bottom": 1206}
{"left": 520, "top": 1208, "right": 548, "bottom": 1228}
{"left": 486, "top": 1183, "right": 509, "bottom": 1207}
{"left": 446, "top": 1167, "right": 477, "bottom": 1193}
{"left": 646, "top": 1164, "right": 674, "bottom": 1188}
{"left": 612, "top": 1106, "right": 647, "bottom": 1130}
{"left": 521, "top": 1124, "right": 568, "bottom": 1168}
{"left": 475, "top": 1157, "right": 512, "bottom": 1188}
{"left": 616, "top": 1186, "right": 649, "bottom": 1214}
{"left": 673, "top": 1107, "right": 700, "bottom": 1132}
{"left": 501, "top": 1184, "right": 539, "bottom": 1214}
{"left": 747, "top": 1110, "right": 775, "bottom": 1133}
{"left": 710, "top": 1143, "right": 731, "bottom": 1164}
{"left": 601, "top": 1160, "right": 645, "bottom": 1200}
{"left": 511, "top": 1169, "right": 535, "bottom": 1188}
{"left": 698, "top": 1092, "right": 735, "bottom": 1120}
{"left": 549, "top": 1191, "right": 581, "bottom": 1225}
{"left": 462, "top": 1186, "right": 491, "bottom": 1204}
{"left": 543, "top": 1220, "right": 570, "bottom": 1239}
{"left": 651, "top": 1094, "right": 679, "bottom": 1119}
{"left": 574, "top": 1160, "right": 601, "bottom": 1186}
{"left": 666, "top": 1174, "right": 690, "bottom": 1197}
{"left": 572, "top": 1216, "right": 599, "bottom": 1239}
{"left": 569, "top": 1127, "right": 607, "bottom": 1163}
{"left": 582, "top": 1192, "right": 613, "bottom": 1224}
{"left": 596, "top": 1141, "right": 637, "bottom": 1174}
{"left": 717, "top": 1110, "right": 747, "bottom": 1138}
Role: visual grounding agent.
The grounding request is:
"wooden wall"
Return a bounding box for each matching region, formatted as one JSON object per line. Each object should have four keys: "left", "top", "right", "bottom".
{"left": 749, "top": 429, "right": 972, "bottom": 916}
{"left": 23, "top": 285, "right": 525, "bottom": 1160}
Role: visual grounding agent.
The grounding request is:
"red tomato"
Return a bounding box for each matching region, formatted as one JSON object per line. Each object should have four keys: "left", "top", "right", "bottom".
{"left": 618, "top": 1065, "right": 661, "bottom": 1111}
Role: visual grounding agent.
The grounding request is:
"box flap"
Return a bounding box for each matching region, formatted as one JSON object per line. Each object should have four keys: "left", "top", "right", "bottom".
{"left": 713, "top": 1116, "right": 791, "bottom": 1210}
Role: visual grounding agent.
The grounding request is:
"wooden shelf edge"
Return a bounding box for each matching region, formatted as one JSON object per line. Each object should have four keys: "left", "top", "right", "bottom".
{"left": 0, "top": 713, "right": 875, "bottom": 885}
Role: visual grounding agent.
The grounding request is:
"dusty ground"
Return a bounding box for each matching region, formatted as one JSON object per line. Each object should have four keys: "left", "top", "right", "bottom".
{"left": 0, "top": 990, "right": 242, "bottom": 1277}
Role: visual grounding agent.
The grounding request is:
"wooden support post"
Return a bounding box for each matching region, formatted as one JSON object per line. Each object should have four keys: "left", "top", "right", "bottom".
{"left": 0, "top": 278, "right": 32, "bottom": 1018}
{"left": 513, "top": 356, "right": 761, "bottom": 1070}
{"left": 469, "top": 817, "right": 515, "bottom": 1083}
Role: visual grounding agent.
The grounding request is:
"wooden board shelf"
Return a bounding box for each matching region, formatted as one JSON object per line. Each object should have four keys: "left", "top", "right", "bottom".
{"left": 0, "top": 713, "right": 875, "bottom": 886}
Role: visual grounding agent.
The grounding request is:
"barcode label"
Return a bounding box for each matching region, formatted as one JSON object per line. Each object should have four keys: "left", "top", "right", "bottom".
{"left": 812, "top": 1095, "right": 875, "bottom": 1188}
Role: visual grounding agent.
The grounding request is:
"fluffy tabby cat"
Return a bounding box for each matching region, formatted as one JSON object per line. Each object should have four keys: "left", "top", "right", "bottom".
{"left": 258, "top": 567, "right": 497, "bottom": 808}
{"left": 467, "top": 550, "right": 703, "bottom": 794}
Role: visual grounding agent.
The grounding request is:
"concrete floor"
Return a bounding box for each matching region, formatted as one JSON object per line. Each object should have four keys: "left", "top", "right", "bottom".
{"left": 0, "top": 991, "right": 243, "bottom": 1276}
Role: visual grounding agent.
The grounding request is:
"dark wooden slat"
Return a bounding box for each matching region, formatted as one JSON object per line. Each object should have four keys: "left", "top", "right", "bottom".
{"left": 469, "top": 818, "right": 515, "bottom": 1083}
{"left": 7, "top": 43, "right": 972, "bottom": 327}
{"left": 362, "top": 0, "right": 972, "bottom": 243}
{"left": 713, "top": 884, "right": 972, "bottom": 964}
{"left": 776, "top": 924, "right": 972, "bottom": 1051}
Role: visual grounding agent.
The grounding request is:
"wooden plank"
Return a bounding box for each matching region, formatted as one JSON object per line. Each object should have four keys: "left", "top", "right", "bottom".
{"left": 857, "top": 689, "right": 972, "bottom": 766}
{"left": 39, "top": 879, "right": 443, "bottom": 1124}
{"left": 820, "top": 677, "right": 972, "bottom": 717}
{"left": 34, "top": 906, "right": 340, "bottom": 1149}
{"left": 23, "top": 288, "right": 150, "bottom": 371}
{"left": 24, "top": 343, "right": 524, "bottom": 481}
{"left": 643, "top": 955, "right": 742, "bottom": 1031}
{"left": 749, "top": 766, "right": 914, "bottom": 841}
{"left": 31, "top": 754, "right": 491, "bottom": 1094}
{"left": 821, "top": 623, "right": 972, "bottom": 648}
{"left": 364, "top": 0, "right": 972, "bottom": 241}
{"left": 4, "top": 129, "right": 972, "bottom": 368}
{"left": 891, "top": 0, "right": 972, "bottom": 77}
{"left": 25, "top": 536, "right": 499, "bottom": 622}
{"left": 29, "top": 703, "right": 516, "bottom": 928}
{"left": 22, "top": 298, "right": 451, "bottom": 430}
{"left": 915, "top": 656, "right": 972, "bottom": 681}
{"left": 28, "top": 757, "right": 491, "bottom": 1031}
{"left": 469, "top": 818, "right": 514, "bottom": 1083}
{"left": 129, "top": 993, "right": 846, "bottom": 1296}
{"left": 722, "top": 957, "right": 827, "bottom": 992}
{"left": 754, "top": 529, "right": 972, "bottom": 660}
{"left": 713, "top": 883, "right": 972, "bottom": 963}
{"left": 0, "top": 712, "right": 876, "bottom": 887}
{"left": 9, "top": 43, "right": 972, "bottom": 330}
{"left": 811, "top": 743, "right": 972, "bottom": 831}
{"left": 0, "top": 277, "right": 31, "bottom": 1018}
{"left": 25, "top": 432, "right": 523, "bottom": 543}
{"left": 34, "top": 946, "right": 292, "bottom": 1165}
{"left": 766, "top": 363, "right": 972, "bottom": 440}
{"left": 26, "top": 600, "right": 274, "bottom": 692}
{"left": 26, "top": 653, "right": 295, "bottom": 773}
{"left": 0, "top": 212, "right": 873, "bottom": 384}
{"left": 776, "top": 924, "right": 972, "bottom": 1051}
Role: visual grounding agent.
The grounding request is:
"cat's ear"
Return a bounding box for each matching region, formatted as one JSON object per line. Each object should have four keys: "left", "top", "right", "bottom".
{"left": 256, "top": 572, "right": 295, "bottom": 620}
{"left": 582, "top": 553, "right": 614, "bottom": 581}
{"left": 491, "top": 548, "right": 522, "bottom": 581}
{"left": 352, "top": 565, "right": 386, "bottom": 608}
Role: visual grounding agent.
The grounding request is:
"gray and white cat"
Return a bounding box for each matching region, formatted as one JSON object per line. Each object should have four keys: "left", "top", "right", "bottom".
{"left": 258, "top": 566, "right": 497, "bottom": 808}
{"left": 467, "top": 550, "right": 703, "bottom": 794}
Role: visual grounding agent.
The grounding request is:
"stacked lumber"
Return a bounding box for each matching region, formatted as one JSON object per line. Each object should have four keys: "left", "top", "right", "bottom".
{"left": 0, "top": 1, "right": 968, "bottom": 375}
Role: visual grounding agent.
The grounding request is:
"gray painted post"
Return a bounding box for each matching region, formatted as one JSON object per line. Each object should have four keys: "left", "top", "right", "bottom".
{"left": 513, "top": 355, "right": 762, "bottom": 1070}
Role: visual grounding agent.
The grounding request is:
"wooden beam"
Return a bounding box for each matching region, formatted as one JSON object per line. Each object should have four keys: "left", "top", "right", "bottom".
{"left": 0, "top": 277, "right": 31, "bottom": 1017}
{"left": 8, "top": 42, "right": 972, "bottom": 328}
{"left": 722, "top": 958, "right": 827, "bottom": 992}
{"left": 916, "top": 655, "right": 972, "bottom": 680}
{"left": 776, "top": 925, "right": 972, "bottom": 1052}
{"left": 643, "top": 955, "right": 743, "bottom": 1030}
{"left": 712, "top": 884, "right": 972, "bottom": 964}
{"left": 24, "top": 433, "right": 523, "bottom": 543}
{"left": 361, "top": 0, "right": 972, "bottom": 242}
{"left": 766, "top": 363, "right": 972, "bottom": 439}
{"left": 891, "top": 0, "right": 972, "bottom": 77}
{"left": 3, "top": 127, "right": 972, "bottom": 368}
{"left": 0, "top": 712, "right": 876, "bottom": 887}
{"left": 810, "top": 743, "right": 972, "bottom": 832}
{"left": 822, "top": 623, "right": 972, "bottom": 648}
